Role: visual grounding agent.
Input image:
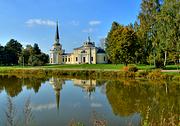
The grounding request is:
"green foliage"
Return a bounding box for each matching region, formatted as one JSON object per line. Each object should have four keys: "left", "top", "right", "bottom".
{"left": 106, "top": 24, "right": 139, "bottom": 65}
{"left": 33, "top": 43, "right": 41, "bottom": 55}
{"left": 147, "top": 70, "right": 174, "bottom": 80}
{"left": 137, "top": 70, "right": 151, "bottom": 77}
{"left": 156, "top": 0, "right": 180, "bottom": 67}
{"left": 0, "top": 40, "right": 49, "bottom": 66}
{"left": 1, "top": 39, "right": 23, "bottom": 65}
{"left": 136, "top": 0, "right": 180, "bottom": 68}
{"left": 147, "top": 70, "right": 162, "bottom": 79}
{"left": 19, "top": 44, "right": 49, "bottom": 66}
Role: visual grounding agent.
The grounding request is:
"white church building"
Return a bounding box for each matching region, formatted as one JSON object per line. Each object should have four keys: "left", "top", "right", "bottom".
{"left": 49, "top": 23, "right": 108, "bottom": 64}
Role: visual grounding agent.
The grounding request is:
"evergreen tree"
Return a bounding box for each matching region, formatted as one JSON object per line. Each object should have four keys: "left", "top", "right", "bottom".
{"left": 33, "top": 43, "right": 41, "bottom": 55}
{"left": 5, "top": 39, "right": 22, "bottom": 65}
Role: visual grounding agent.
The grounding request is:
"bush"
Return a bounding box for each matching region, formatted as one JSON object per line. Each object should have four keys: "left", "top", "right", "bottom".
{"left": 137, "top": 70, "right": 150, "bottom": 77}
{"left": 155, "top": 59, "right": 164, "bottom": 68}
{"left": 128, "top": 65, "right": 138, "bottom": 72}
{"left": 147, "top": 70, "right": 162, "bottom": 80}
{"left": 161, "top": 74, "right": 174, "bottom": 80}
{"left": 172, "top": 76, "right": 180, "bottom": 81}
{"left": 123, "top": 65, "right": 138, "bottom": 72}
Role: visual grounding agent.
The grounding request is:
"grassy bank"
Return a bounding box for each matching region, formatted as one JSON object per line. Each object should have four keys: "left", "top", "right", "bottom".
{"left": 0, "top": 64, "right": 179, "bottom": 70}
{"left": 0, "top": 64, "right": 155, "bottom": 71}
{"left": 0, "top": 66, "right": 180, "bottom": 81}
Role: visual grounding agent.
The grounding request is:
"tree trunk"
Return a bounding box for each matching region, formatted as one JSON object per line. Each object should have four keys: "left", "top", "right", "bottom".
{"left": 125, "top": 63, "right": 128, "bottom": 66}
{"left": 164, "top": 51, "right": 167, "bottom": 67}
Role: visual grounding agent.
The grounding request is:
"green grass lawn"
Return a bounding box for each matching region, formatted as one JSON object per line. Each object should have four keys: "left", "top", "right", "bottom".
{"left": 42, "top": 64, "right": 157, "bottom": 70}
{"left": 164, "top": 65, "right": 180, "bottom": 70}
{"left": 0, "top": 64, "right": 179, "bottom": 71}
{"left": 42, "top": 64, "right": 124, "bottom": 70}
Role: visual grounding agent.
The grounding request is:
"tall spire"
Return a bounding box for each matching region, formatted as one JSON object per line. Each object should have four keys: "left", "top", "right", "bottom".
{"left": 88, "top": 36, "right": 91, "bottom": 42}
{"left": 55, "top": 21, "right": 60, "bottom": 44}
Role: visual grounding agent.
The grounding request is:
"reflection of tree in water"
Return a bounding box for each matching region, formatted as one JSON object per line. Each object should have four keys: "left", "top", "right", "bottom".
{"left": 0, "top": 75, "right": 48, "bottom": 97}
{"left": 23, "top": 78, "right": 47, "bottom": 93}
{"left": 106, "top": 80, "right": 180, "bottom": 124}
{"left": 0, "top": 81, "right": 3, "bottom": 93}
{"left": 0, "top": 75, "right": 22, "bottom": 97}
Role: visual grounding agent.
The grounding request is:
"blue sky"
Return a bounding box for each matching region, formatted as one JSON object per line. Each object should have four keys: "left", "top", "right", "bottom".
{"left": 0, "top": 0, "right": 141, "bottom": 53}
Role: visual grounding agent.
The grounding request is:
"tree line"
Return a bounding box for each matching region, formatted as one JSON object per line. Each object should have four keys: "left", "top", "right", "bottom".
{"left": 106, "top": 0, "right": 180, "bottom": 68}
{"left": 0, "top": 39, "right": 49, "bottom": 66}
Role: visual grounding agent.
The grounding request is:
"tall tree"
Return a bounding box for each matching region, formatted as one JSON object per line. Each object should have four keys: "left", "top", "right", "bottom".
{"left": 106, "top": 22, "right": 122, "bottom": 64}
{"left": 106, "top": 24, "right": 138, "bottom": 65}
{"left": 138, "top": 0, "right": 162, "bottom": 67}
{"left": 0, "top": 45, "right": 5, "bottom": 65}
{"left": 5, "top": 39, "right": 22, "bottom": 65}
{"left": 19, "top": 44, "right": 49, "bottom": 66}
{"left": 33, "top": 43, "right": 41, "bottom": 55}
{"left": 157, "top": 0, "right": 180, "bottom": 67}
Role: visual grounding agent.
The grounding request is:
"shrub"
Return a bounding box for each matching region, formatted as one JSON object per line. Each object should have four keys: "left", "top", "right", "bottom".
{"left": 128, "top": 65, "right": 138, "bottom": 72}
{"left": 123, "top": 65, "right": 138, "bottom": 72}
{"left": 137, "top": 70, "right": 150, "bottom": 77}
{"left": 155, "top": 59, "right": 164, "bottom": 68}
{"left": 147, "top": 70, "right": 162, "bottom": 80}
{"left": 172, "top": 76, "right": 180, "bottom": 81}
{"left": 161, "top": 74, "right": 174, "bottom": 80}
{"left": 125, "top": 71, "right": 136, "bottom": 78}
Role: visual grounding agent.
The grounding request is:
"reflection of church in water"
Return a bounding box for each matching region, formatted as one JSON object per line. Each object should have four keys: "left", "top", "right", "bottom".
{"left": 73, "top": 79, "right": 96, "bottom": 98}
{"left": 49, "top": 77, "right": 97, "bottom": 110}
{"left": 49, "top": 77, "right": 65, "bottom": 110}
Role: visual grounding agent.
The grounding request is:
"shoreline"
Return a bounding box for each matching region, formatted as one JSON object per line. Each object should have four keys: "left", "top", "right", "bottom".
{"left": 0, "top": 67, "right": 180, "bottom": 81}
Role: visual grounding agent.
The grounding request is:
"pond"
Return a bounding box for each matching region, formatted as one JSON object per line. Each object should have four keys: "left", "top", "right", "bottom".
{"left": 0, "top": 75, "right": 179, "bottom": 126}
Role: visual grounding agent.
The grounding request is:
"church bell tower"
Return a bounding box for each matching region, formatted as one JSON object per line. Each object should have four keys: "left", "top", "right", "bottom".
{"left": 50, "top": 22, "right": 64, "bottom": 64}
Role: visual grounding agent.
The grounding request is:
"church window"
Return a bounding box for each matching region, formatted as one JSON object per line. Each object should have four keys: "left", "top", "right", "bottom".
{"left": 65, "top": 58, "right": 67, "bottom": 62}
{"left": 68, "top": 58, "right": 70, "bottom": 62}
{"left": 91, "top": 57, "right": 93, "bottom": 61}
{"left": 50, "top": 58, "right": 52, "bottom": 63}
{"left": 63, "top": 58, "right": 64, "bottom": 62}
{"left": 81, "top": 50, "right": 86, "bottom": 53}
{"left": 76, "top": 57, "right": 78, "bottom": 61}
{"left": 104, "top": 56, "right": 106, "bottom": 61}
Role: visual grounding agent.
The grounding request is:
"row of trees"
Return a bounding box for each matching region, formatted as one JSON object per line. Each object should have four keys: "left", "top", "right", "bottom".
{"left": 106, "top": 0, "right": 180, "bottom": 68}
{"left": 0, "top": 39, "right": 49, "bottom": 66}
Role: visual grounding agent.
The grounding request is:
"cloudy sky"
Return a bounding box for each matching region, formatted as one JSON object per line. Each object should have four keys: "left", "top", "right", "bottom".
{"left": 0, "top": 0, "right": 141, "bottom": 53}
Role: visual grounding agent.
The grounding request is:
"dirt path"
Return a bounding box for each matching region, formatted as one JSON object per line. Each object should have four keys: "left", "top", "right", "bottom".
{"left": 161, "top": 70, "right": 180, "bottom": 73}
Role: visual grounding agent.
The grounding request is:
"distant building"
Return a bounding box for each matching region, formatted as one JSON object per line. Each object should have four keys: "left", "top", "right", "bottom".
{"left": 50, "top": 22, "right": 108, "bottom": 64}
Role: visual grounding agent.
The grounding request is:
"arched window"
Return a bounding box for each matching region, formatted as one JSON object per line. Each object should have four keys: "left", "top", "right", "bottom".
{"left": 81, "top": 50, "right": 87, "bottom": 53}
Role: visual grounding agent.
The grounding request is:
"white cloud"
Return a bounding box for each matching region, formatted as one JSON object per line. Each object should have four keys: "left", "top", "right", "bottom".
{"left": 31, "top": 103, "right": 56, "bottom": 111}
{"left": 90, "top": 102, "right": 102, "bottom": 108}
{"left": 26, "top": 19, "right": 56, "bottom": 27}
{"left": 89, "top": 20, "right": 101, "bottom": 26}
{"left": 82, "top": 28, "right": 94, "bottom": 33}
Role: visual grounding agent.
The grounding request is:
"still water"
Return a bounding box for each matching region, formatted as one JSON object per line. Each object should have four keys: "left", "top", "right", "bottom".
{"left": 0, "top": 75, "right": 179, "bottom": 126}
